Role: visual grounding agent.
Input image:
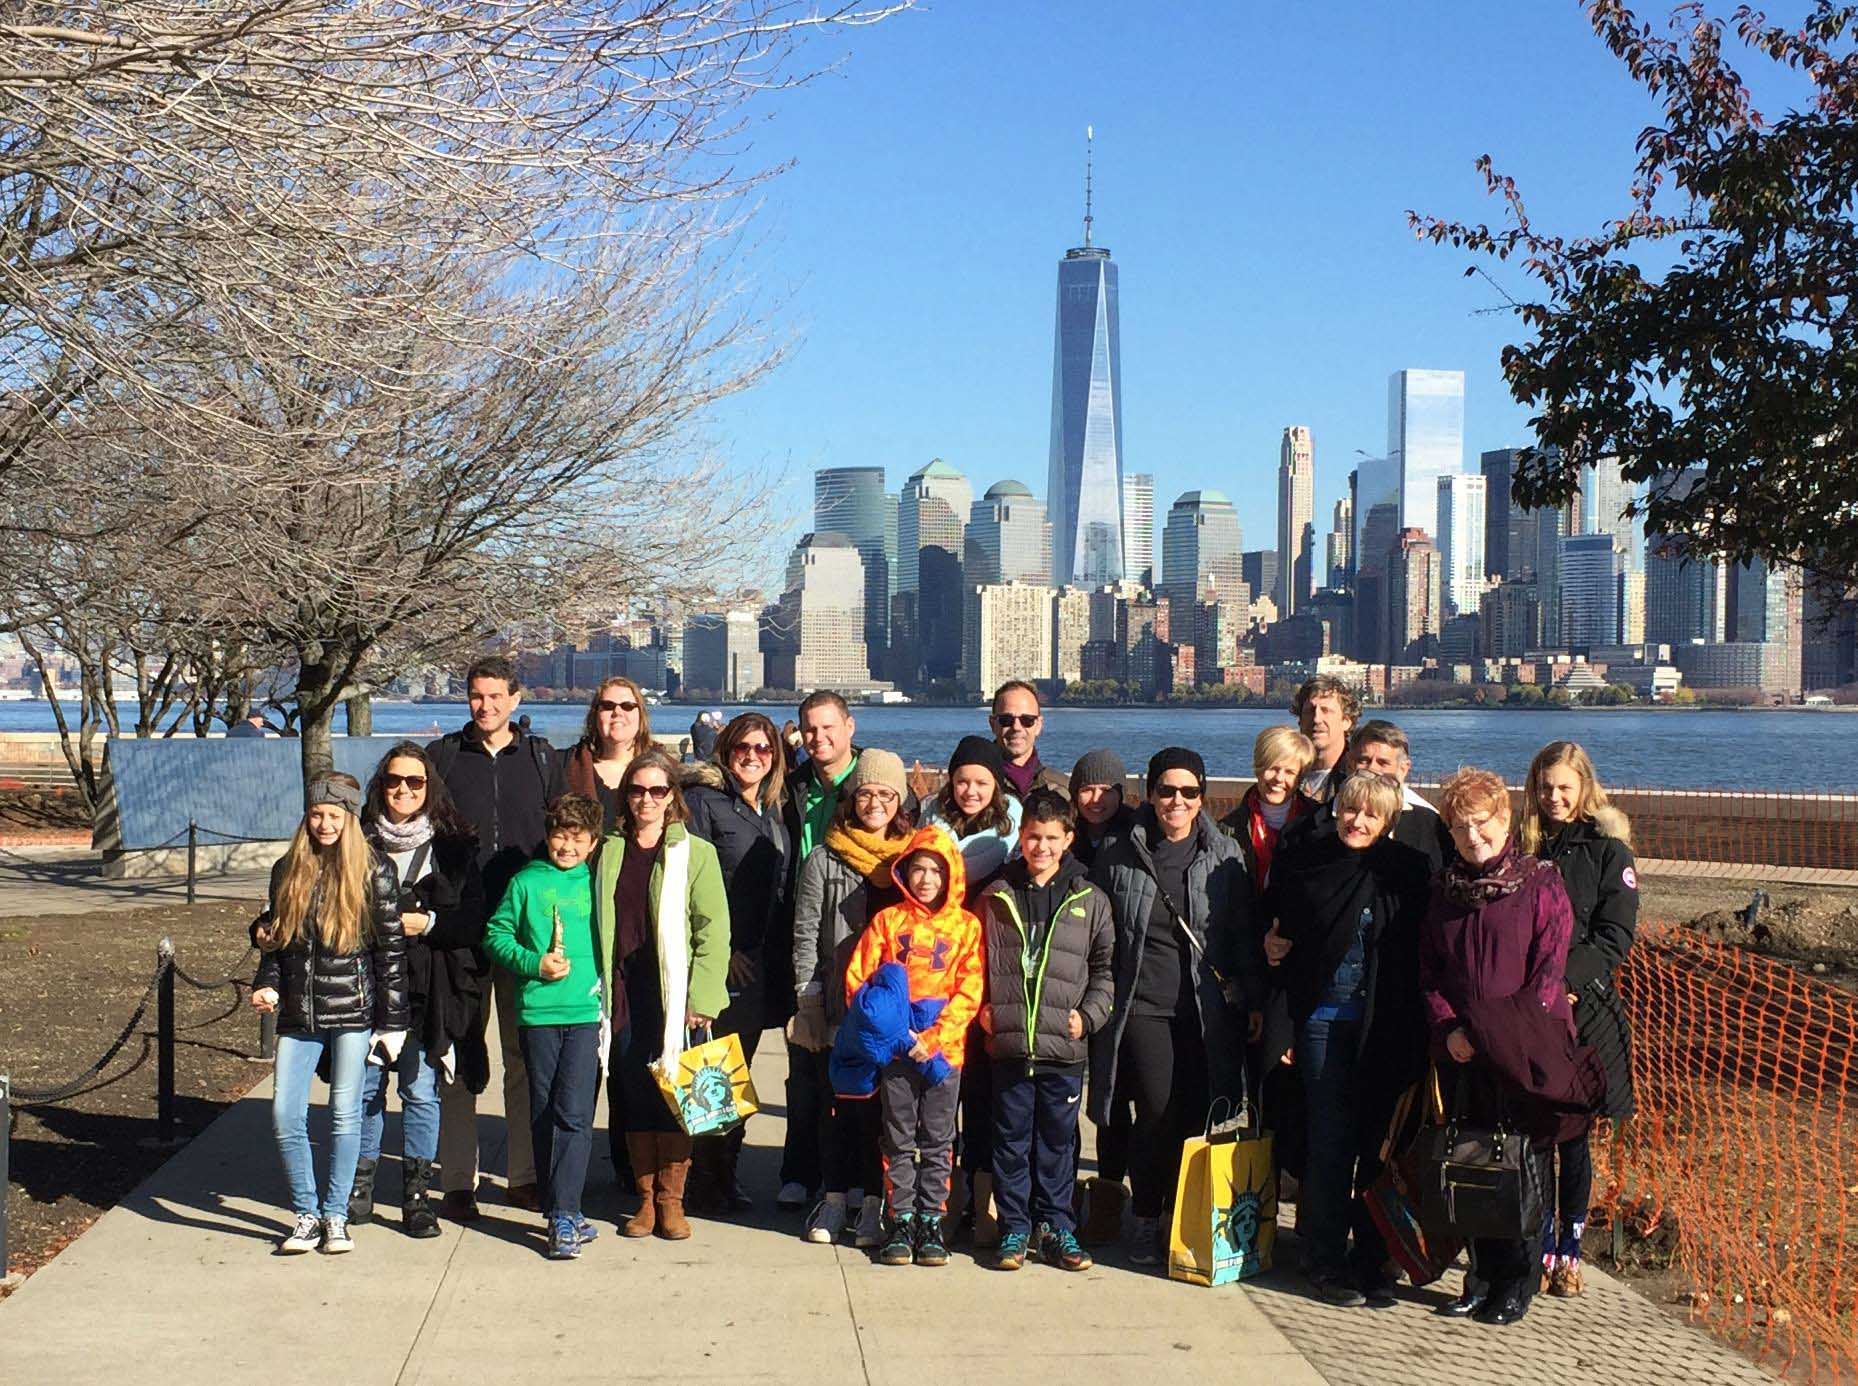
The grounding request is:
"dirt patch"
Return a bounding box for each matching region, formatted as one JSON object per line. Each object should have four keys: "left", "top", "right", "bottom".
{"left": 0, "top": 900, "right": 265, "bottom": 1292}
{"left": 1641, "top": 872, "right": 1858, "bottom": 986}
{"left": 0, "top": 788, "right": 89, "bottom": 833}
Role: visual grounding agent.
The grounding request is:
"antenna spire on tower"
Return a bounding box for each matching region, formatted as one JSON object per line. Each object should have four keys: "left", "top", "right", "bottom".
{"left": 1083, "top": 124, "right": 1094, "bottom": 247}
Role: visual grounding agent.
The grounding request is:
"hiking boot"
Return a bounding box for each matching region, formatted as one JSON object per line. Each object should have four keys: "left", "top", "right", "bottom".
{"left": 913, "top": 1216, "right": 950, "bottom": 1267}
{"left": 319, "top": 1216, "right": 354, "bottom": 1254}
{"left": 347, "top": 1159, "right": 377, "bottom": 1225}
{"left": 877, "top": 1214, "right": 916, "bottom": 1266}
{"left": 547, "top": 1214, "right": 581, "bottom": 1261}
{"left": 1040, "top": 1225, "right": 1092, "bottom": 1272}
{"left": 853, "top": 1195, "right": 885, "bottom": 1249}
{"left": 401, "top": 1158, "right": 441, "bottom": 1239}
{"left": 804, "top": 1197, "right": 848, "bottom": 1245}
{"left": 993, "top": 1230, "right": 1029, "bottom": 1271}
{"left": 279, "top": 1212, "right": 323, "bottom": 1254}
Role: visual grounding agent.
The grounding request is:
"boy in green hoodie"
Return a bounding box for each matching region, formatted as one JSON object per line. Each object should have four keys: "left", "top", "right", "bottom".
{"left": 483, "top": 793, "right": 605, "bottom": 1261}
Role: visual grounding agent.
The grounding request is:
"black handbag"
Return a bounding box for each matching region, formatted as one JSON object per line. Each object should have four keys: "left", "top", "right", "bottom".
{"left": 1418, "top": 1067, "right": 1545, "bottom": 1241}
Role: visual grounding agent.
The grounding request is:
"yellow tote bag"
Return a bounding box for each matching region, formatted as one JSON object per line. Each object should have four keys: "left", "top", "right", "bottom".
{"left": 652, "top": 1027, "right": 759, "bottom": 1136}
{"left": 1168, "top": 1097, "right": 1277, "bottom": 1287}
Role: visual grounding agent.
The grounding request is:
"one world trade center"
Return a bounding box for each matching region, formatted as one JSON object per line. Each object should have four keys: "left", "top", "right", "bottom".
{"left": 1046, "top": 129, "right": 1125, "bottom": 587}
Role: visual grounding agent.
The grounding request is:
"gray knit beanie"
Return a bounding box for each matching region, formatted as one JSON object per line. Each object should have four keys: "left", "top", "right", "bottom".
{"left": 1069, "top": 748, "right": 1127, "bottom": 801}
{"left": 843, "top": 748, "right": 908, "bottom": 800}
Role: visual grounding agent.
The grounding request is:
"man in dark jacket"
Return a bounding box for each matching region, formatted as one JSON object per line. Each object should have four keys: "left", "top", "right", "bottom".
{"left": 976, "top": 789, "right": 1114, "bottom": 1270}
{"left": 426, "top": 654, "right": 563, "bottom": 1221}
{"left": 1291, "top": 675, "right": 1360, "bottom": 806}
{"left": 989, "top": 680, "right": 1072, "bottom": 801}
{"left": 1348, "top": 720, "right": 1455, "bottom": 871}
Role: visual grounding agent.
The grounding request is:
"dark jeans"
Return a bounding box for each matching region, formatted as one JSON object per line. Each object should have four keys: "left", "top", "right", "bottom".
{"left": 1115, "top": 1013, "right": 1207, "bottom": 1218}
{"left": 958, "top": 1021, "right": 993, "bottom": 1176}
{"left": 812, "top": 1049, "right": 883, "bottom": 1196}
{"left": 1297, "top": 1014, "right": 1388, "bottom": 1282}
{"left": 1543, "top": 1130, "right": 1594, "bottom": 1261}
{"left": 990, "top": 1063, "right": 1085, "bottom": 1236}
{"left": 878, "top": 1061, "right": 962, "bottom": 1218}
{"left": 520, "top": 1023, "right": 600, "bottom": 1220}
{"left": 781, "top": 1038, "right": 825, "bottom": 1192}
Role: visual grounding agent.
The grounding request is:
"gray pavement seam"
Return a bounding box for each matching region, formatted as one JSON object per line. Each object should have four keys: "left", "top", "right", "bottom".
{"left": 394, "top": 1223, "right": 468, "bottom": 1386}
{"left": 835, "top": 1243, "right": 876, "bottom": 1386}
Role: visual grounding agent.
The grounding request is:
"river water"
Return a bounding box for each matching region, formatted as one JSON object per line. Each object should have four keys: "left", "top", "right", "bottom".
{"left": 9, "top": 701, "right": 1851, "bottom": 791}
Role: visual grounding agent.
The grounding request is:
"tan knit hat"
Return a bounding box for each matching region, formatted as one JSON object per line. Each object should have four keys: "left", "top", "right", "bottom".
{"left": 842, "top": 747, "right": 907, "bottom": 799}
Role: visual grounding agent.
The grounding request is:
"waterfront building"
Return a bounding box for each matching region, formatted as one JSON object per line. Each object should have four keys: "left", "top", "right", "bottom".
{"left": 1439, "top": 612, "right": 1482, "bottom": 663}
{"left": 683, "top": 610, "right": 764, "bottom": 700}
{"left": 1672, "top": 641, "right": 1801, "bottom": 699}
{"left": 965, "top": 479, "right": 1052, "bottom": 586}
{"left": 1052, "top": 585, "right": 1093, "bottom": 685}
{"left": 815, "top": 466, "right": 898, "bottom": 680}
{"left": 1122, "top": 472, "right": 1154, "bottom": 588}
{"left": 766, "top": 532, "right": 873, "bottom": 692}
{"left": 1386, "top": 528, "right": 1443, "bottom": 664}
{"left": 1436, "top": 473, "right": 1487, "bottom": 617}
{"left": 962, "top": 581, "right": 1054, "bottom": 696}
{"left": 1161, "top": 490, "right": 1243, "bottom": 646}
{"left": 1276, "top": 425, "right": 1314, "bottom": 617}
{"left": 898, "top": 459, "right": 971, "bottom": 686}
{"left": 1326, "top": 494, "right": 1353, "bottom": 589}
{"left": 1388, "top": 369, "right": 1465, "bottom": 538}
{"left": 1803, "top": 579, "right": 1858, "bottom": 690}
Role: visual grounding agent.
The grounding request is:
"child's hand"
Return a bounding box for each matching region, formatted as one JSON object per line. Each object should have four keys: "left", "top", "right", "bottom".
{"left": 250, "top": 986, "right": 279, "bottom": 1013}
{"left": 977, "top": 1003, "right": 993, "bottom": 1034}
{"left": 908, "top": 1032, "right": 932, "bottom": 1063}
{"left": 1067, "top": 1009, "right": 1085, "bottom": 1040}
{"left": 400, "top": 911, "right": 431, "bottom": 937}
{"left": 538, "top": 951, "right": 570, "bottom": 980}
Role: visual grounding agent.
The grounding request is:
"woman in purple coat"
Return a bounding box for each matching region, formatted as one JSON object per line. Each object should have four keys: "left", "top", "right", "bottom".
{"left": 1420, "top": 768, "right": 1587, "bottom": 1329}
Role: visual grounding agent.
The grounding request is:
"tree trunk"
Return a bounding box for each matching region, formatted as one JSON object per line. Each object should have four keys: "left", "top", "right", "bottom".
{"left": 345, "top": 690, "right": 373, "bottom": 737}
{"left": 298, "top": 697, "right": 338, "bottom": 785}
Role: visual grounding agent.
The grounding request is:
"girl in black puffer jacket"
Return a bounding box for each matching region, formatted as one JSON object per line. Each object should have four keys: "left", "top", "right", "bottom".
{"left": 253, "top": 774, "right": 411, "bottom": 1255}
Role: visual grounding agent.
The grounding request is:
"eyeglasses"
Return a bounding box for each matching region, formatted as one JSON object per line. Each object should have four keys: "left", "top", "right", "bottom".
{"left": 993, "top": 713, "right": 1039, "bottom": 729}
{"left": 382, "top": 774, "right": 427, "bottom": 791}
{"left": 1154, "top": 783, "right": 1204, "bottom": 801}
{"left": 854, "top": 787, "right": 900, "bottom": 804}
{"left": 596, "top": 698, "right": 640, "bottom": 715}
{"left": 731, "top": 742, "right": 774, "bottom": 760}
{"left": 625, "top": 783, "right": 672, "bottom": 801}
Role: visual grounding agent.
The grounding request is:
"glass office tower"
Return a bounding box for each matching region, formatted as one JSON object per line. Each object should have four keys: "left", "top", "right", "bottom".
{"left": 1048, "top": 241, "right": 1125, "bottom": 587}
{"left": 1387, "top": 369, "right": 1465, "bottom": 539}
{"left": 815, "top": 466, "right": 896, "bottom": 679}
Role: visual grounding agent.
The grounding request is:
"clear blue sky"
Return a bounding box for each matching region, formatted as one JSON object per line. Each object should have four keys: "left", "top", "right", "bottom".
{"left": 706, "top": 1, "right": 1672, "bottom": 584}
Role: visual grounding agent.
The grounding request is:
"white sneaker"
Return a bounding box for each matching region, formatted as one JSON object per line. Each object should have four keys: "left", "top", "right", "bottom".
{"left": 853, "top": 1195, "right": 885, "bottom": 1248}
{"left": 279, "top": 1212, "right": 322, "bottom": 1254}
{"left": 320, "top": 1215, "right": 354, "bottom": 1254}
{"left": 803, "top": 1197, "right": 848, "bottom": 1245}
{"left": 777, "top": 1181, "right": 810, "bottom": 1210}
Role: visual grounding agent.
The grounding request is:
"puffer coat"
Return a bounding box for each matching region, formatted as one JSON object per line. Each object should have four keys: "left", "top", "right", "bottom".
{"left": 254, "top": 853, "right": 413, "bottom": 1035}
{"left": 1539, "top": 807, "right": 1638, "bottom": 1119}
{"left": 977, "top": 856, "right": 1114, "bottom": 1070}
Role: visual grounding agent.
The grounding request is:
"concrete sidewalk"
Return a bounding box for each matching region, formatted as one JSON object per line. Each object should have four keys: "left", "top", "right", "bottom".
{"left": 0, "top": 1042, "right": 1772, "bottom": 1386}
{"left": 0, "top": 844, "right": 276, "bottom": 917}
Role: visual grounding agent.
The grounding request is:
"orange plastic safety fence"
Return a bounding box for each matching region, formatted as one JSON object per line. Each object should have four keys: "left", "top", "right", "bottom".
{"left": 1595, "top": 923, "right": 1858, "bottom": 1381}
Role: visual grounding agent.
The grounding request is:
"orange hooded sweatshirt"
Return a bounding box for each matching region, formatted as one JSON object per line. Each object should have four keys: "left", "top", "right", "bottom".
{"left": 843, "top": 825, "right": 986, "bottom": 1068}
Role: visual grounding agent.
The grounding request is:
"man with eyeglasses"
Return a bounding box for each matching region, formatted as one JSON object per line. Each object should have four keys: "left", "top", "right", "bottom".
{"left": 989, "top": 681, "right": 1070, "bottom": 802}
{"left": 426, "top": 654, "right": 564, "bottom": 1222}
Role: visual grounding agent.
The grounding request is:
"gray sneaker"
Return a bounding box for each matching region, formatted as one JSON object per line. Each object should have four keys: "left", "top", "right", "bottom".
{"left": 279, "top": 1212, "right": 322, "bottom": 1254}
{"left": 320, "top": 1215, "right": 354, "bottom": 1254}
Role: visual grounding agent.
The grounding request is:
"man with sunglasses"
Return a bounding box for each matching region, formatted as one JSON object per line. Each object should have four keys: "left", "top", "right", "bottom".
{"left": 989, "top": 681, "right": 1070, "bottom": 802}
{"left": 426, "top": 654, "right": 565, "bottom": 1221}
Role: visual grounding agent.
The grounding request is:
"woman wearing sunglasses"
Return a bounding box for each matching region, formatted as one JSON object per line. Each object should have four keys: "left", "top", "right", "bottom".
{"left": 352, "top": 743, "right": 489, "bottom": 1237}
{"left": 1086, "top": 747, "right": 1255, "bottom": 1266}
{"left": 565, "top": 676, "right": 655, "bottom": 833}
{"left": 594, "top": 748, "right": 731, "bottom": 1241}
{"left": 681, "top": 713, "right": 792, "bottom": 1212}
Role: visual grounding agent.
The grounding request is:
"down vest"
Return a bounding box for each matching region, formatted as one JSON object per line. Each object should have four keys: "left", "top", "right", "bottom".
{"left": 253, "top": 853, "right": 413, "bottom": 1035}
{"left": 1539, "top": 807, "right": 1638, "bottom": 1119}
{"left": 977, "top": 856, "right": 1114, "bottom": 1070}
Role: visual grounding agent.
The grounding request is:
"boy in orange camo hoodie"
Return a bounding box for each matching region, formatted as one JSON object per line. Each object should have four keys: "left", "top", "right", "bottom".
{"left": 843, "top": 824, "right": 984, "bottom": 1266}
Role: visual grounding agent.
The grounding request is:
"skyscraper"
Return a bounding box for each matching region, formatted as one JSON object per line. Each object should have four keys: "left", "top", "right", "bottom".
{"left": 1577, "top": 455, "right": 1642, "bottom": 569}
{"left": 1352, "top": 455, "right": 1399, "bottom": 572}
{"left": 1276, "top": 425, "right": 1314, "bottom": 617}
{"left": 1122, "top": 472, "right": 1154, "bottom": 587}
{"left": 1559, "top": 533, "right": 1627, "bottom": 647}
{"left": 1479, "top": 448, "right": 1515, "bottom": 580}
{"left": 1644, "top": 468, "right": 1724, "bottom": 647}
{"left": 765, "top": 533, "right": 869, "bottom": 691}
{"left": 1047, "top": 132, "right": 1125, "bottom": 587}
{"left": 898, "top": 459, "right": 972, "bottom": 685}
{"left": 964, "top": 480, "right": 1052, "bottom": 585}
{"left": 1388, "top": 369, "right": 1465, "bottom": 538}
{"left": 814, "top": 466, "right": 896, "bottom": 680}
{"left": 1386, "top": 528, "right": 1443, "bottom": 663}
{"left": 1326, "top": 494, "right": 1353, "bottom": 588}
{"left": 1160, "top": 490, "right": 1243, "bottom": 643}
{"left": 1435, "top": 473, "right": 1487, "bottom": 617}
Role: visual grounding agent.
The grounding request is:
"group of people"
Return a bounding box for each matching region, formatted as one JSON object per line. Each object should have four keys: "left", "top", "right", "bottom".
{"left": 249, "top": 661, "right": 1639, "bottom": 1327}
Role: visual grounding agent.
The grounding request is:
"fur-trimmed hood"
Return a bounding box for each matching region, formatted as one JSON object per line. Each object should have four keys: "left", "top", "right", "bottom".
{"left": 679, "top": 759, "right": 727, "bottom": 791}
{"left": 1592, "top": 805, "right": 1632, "bottom": 848}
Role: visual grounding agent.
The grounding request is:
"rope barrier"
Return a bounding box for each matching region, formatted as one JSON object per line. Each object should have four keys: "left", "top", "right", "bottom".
{"left": 9, "top": 957, "right": 167, "bottom": 1104}
{"left": 170, "top": 946, "right": 254, "bottom": 991}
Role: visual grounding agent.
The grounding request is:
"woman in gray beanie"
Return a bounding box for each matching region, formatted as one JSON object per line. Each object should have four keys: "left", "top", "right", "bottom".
{"left": 1069, "top": 748, "right": 1134, "bottom": 868}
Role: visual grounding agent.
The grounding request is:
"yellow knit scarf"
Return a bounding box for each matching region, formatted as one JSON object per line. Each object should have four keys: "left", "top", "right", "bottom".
{"left": 825, "top": 821, "right": 909, "bottom": 887}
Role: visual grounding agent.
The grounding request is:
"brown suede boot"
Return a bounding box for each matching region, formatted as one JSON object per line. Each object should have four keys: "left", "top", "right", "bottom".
{"left": 622, "top": 1133, "right": 659, "bottom": 1238}
{"left": 1080, "top": 1177, "right": 1128, "bottom": 1246}
{"left": 655, "top": 1132, "right": 694, "bottom": 1240}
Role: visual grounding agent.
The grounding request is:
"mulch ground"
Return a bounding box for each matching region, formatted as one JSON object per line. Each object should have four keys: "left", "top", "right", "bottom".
{"left": 0, "top": 901, "right": 264, "bottom": 1292}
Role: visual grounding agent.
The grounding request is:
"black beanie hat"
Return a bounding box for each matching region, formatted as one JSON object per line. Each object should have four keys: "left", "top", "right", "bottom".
{"left": 1070, "top": 748, "right": 1127, "bottom": 801}
{"left": 1146, "top": 746, "right": 1206, "bottom": 793}
{"left": 948, "top": 734, "right": 1007, "bottom": 782}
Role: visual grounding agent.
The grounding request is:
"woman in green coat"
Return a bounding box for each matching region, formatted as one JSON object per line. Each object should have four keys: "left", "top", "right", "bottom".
{"left": 594, "top": 748, "right": 731, "bottom": 1241}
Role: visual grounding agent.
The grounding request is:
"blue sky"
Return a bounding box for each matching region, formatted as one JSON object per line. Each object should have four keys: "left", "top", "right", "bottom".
{"left": 705, "top": 1, "right": 1681, "bottom": 583}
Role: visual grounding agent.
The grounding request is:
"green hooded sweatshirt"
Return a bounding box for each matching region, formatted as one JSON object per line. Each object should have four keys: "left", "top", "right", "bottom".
{"left": 482, "top": 858, "right": 604, "bottom": 1027}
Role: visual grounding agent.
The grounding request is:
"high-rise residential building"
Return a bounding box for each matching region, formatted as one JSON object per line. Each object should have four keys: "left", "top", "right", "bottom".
{"left": 1326, "top": 494, "right": 1353, "bottom": 589}
{"left": 815, "top": 466, "right": 897, "bottom": 679}
{"left": 1161, "top": 491, "right": 1243, "bottom": 642}
{"left": 1479, "top": 448, "right": 1515, "bottom": 579}
{"left": 1122, "top": 472, "right": 1154, "bottom": 587}
{"left": 1276, "top": 425, "right": 1314, "bottom": 617}
{"left": 898, "top": 459, "right": 971, "bottom": 685}
{"left": 964, "top": 480, "right": 1052, "bottom": 586}
{"left": 683, "top": 610, "right": 764, "bottom": 699}
{"left": 1194, "top": 591, "right": 1253, "bottom": 682}
{"left": 1052, "top": 586, "right": 1093, "bottom": 684}
{"left": 1387, "top": 369, "right": 1465, "bottom": 538}
{"left": 1047, "top": 137, "right": 1124, "bottom": 587}
{"left": 962, "top": 582, "right": 1054, "bottom": 695}
{"left": 1352, "top": 456, "right": 1399, "bottom": 572}
{"left": 1559, "top": 533, "right": 1627, "bottom": 647}
{"left": 1481, "top": 580, "right": 1540, "bottom": 659}
{"left": 765, "top": 532, "right": 870, "bottom": 692}
{"left": 1620, "top": 568, "right": 1647, "bottom": 645}
{"left": 1240, "top": 550, "right": 1279, "bottom": 616}
{"left": 1645, "top": 542, "right": 1725, "bottom": 648}
{"left": 1386, "top": 528, "right": 1442, "bottom": 663}
{"left": 1803, "top": 580, "right": 1858, "bottom": 690}
{"left": 1436, "top": 473, "right": 1487, "bottom": 617}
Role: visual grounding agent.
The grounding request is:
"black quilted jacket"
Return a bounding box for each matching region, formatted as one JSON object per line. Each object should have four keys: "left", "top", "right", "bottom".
{"left": 254, "top": 853, "right": 413, "bottom": 1035}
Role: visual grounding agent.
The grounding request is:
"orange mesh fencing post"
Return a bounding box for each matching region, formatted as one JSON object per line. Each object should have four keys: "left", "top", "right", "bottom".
{"left": 1595, "top": 923, "right": 1858, "bottom": 1382}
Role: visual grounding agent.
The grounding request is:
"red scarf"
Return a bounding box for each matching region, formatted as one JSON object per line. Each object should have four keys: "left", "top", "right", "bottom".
{"left": 1244, "top": 787, "right": 1306, "bottom": 889}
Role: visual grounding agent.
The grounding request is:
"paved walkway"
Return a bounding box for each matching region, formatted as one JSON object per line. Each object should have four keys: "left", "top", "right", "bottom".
{"left": 1, "top": 1041, "right": 1776, "bottom": 1385}
{"left": 0, "top": 844, "right": 276, "bottom": 917}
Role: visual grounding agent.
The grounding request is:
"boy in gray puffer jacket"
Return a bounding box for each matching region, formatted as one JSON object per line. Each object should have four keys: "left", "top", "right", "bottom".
{"left": 975, "top": 788, "right": 1114, "bottom": 1272}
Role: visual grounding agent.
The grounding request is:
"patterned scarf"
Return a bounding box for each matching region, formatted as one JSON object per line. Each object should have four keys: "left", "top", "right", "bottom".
{"left": 372, "top": 812, "right": 433, "bottom": 854}
{"left": 825, "top": 820, "right": 910, "bottom": 887}
{"left": 1441, "top": 839, "right": 1535, "bottom": 907}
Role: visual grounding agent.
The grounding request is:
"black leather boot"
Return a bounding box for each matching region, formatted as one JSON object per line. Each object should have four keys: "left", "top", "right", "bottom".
{"left": 402, "top": 1158, "right": 442, "bottom": 1239}
{"left": 347, "top": 1158, "right": 377, "bottom": 1225}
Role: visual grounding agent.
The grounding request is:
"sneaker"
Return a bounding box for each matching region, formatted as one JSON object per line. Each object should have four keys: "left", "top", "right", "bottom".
{"left": 1040, "top": 1225, "right": 1092, "bottom": 1272}
{"left": 574, "top": 1216, "right": 599, "bottom": 1246}
{"left": 279, "top": 1212, "right": 322, "bottom": 1254}
{"left": 1305, "top": 1270, "right": 1367, "bottom": 1308}
{"left": 993, "top": 1230, "right": 1029, "bottom": 1271}
{"left": 913, "top": 1217, "right": 950, "bottom": 1267}
{"left": 547, "top": 1215, "right": 581, "bottom": 1261}
{"left": 319, "top": 1216, "right": 354, "bottom": 1254}
{"left": 877, "top": 1214, "right": 916, "bottom": 1266}
{"left": 1128, "top": 1214, "right": 1163, "bottom": 1266}
{"left": 803, "top": 1196, "right": 847, "bottom": 1245}
{"left": 777, "top": 1181, "right": 811, "bottom": 1211}
{"left": 853, "top": 1195, "right": 885, "bottom": 1249}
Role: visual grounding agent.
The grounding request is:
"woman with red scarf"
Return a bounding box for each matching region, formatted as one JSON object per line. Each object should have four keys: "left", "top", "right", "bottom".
{"left": 1221, "top": 726, "right": 1315, "bottom": 892}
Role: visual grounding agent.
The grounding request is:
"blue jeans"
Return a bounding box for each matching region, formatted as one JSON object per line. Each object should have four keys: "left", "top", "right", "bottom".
{"left": 990, "top": 1064, "right": 1085, "bottom": 1237}
{"left": 1297, "top": 1015, "right": 1385, "bottom": 1281}
{"left": 273, "top": 1028, "right": 372, "bottom": 1219}
{"left": 521, "top": 1023, "right": 600, "bottom": 1220}
{"left": 358, "top": 1034, "right": 441, "bottom": 1165}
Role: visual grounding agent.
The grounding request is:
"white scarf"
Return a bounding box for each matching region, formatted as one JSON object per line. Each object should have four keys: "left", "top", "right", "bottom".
{"left": 651, "top": 832, "right": 693, "bottom": 1072}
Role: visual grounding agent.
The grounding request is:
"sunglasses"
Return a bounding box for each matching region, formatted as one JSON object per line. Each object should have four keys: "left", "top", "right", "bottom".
{"left": 382, "top": 773, "right": 427, "bottom": 792}
{"left": 731, "top": 742, "right": 774, "bottom": 760}
{"left": 626, "top": 783, "right": 672, "bottom": 800}
{"left": 1154, "top": 783, "right": 1204, "bottom": 801}
{"left": 596, "top": 698, "right": 641, "bottom": 715}
{"left": 993, "top": 713, "right": 1039, "bottom": 729}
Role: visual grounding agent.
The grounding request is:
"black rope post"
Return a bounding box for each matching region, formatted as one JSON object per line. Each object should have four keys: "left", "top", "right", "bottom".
{"left": 1, "top": 1073, "right": 11, "bottom": 1284}
{"left": 156, "top": 938, "right": 175, "bottom": 1145}
{"left": 186, "top": 820, "right": 198, "bottom": 905}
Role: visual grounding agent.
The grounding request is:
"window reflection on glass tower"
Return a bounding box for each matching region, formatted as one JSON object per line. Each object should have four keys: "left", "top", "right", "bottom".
{"left": 1047, "top": 131, "right": 1124, "bottom": 587}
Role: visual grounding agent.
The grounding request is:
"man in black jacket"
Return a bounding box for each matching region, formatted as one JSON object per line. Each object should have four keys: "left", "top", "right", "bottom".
{"left": 1347, "top": 720, "right": 1455, "bottom": 871}
{"left": 426, "top": 654, "right": 563, "bottom": 1220}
